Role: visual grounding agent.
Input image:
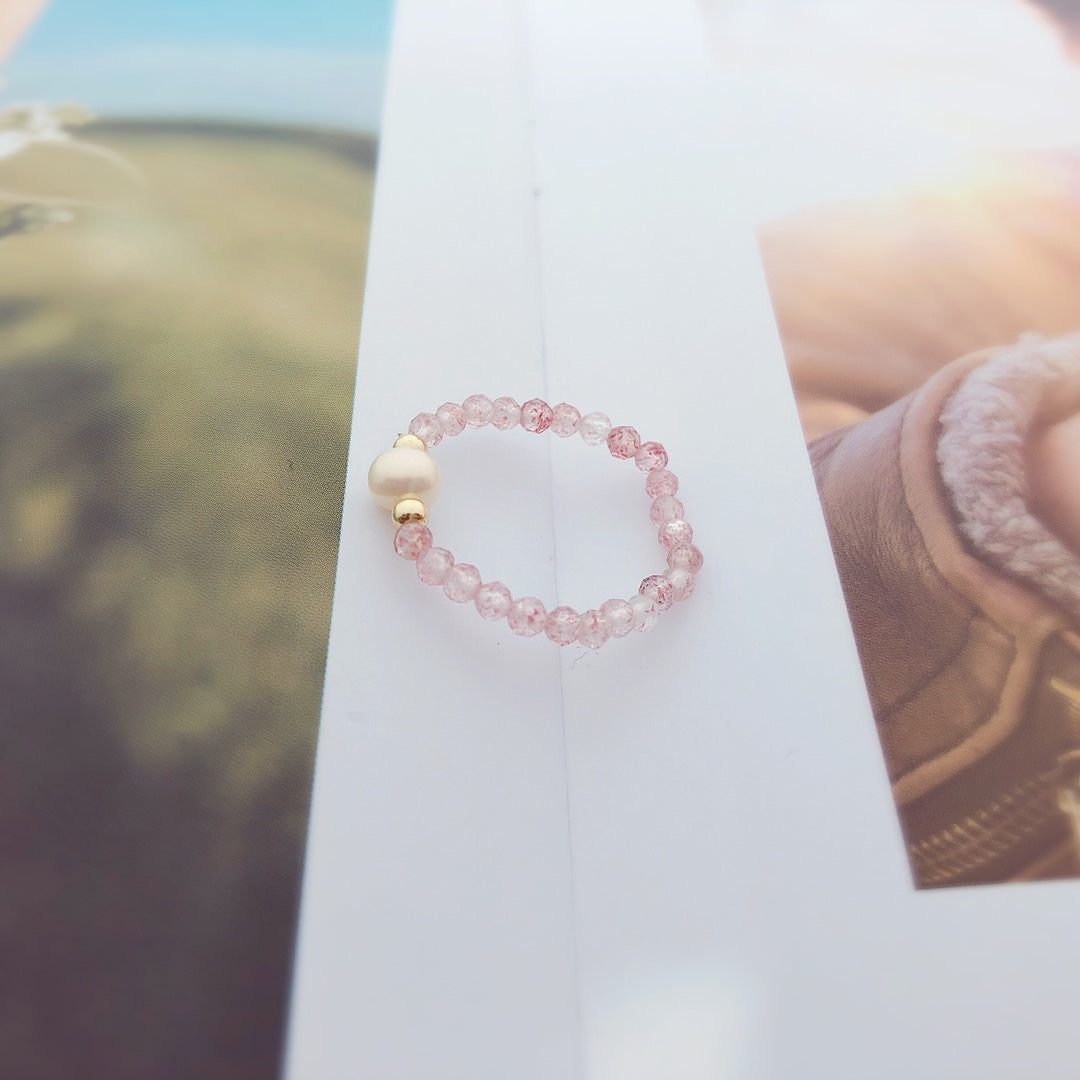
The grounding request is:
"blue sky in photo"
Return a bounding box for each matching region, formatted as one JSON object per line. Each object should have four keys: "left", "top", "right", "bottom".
{"left": 3, "top": 0, "right": 394, "bottom": 131}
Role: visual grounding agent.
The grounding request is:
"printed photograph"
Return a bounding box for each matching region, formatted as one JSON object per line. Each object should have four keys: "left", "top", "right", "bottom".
{"left": 0, "top": 1, "right": 390, "bottom": 1074}
{"left": 702, "top": 0, "right": 1080, "bottom": 888}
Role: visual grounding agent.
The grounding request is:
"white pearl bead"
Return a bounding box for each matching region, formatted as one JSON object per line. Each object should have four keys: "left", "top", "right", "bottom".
{"left": 367, "top": 447, "right": 442, "bottom": 510}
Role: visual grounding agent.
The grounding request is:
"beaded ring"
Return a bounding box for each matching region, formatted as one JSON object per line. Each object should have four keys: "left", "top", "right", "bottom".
{"left": 367, "top": 395, "right": 702, "bottom": 650}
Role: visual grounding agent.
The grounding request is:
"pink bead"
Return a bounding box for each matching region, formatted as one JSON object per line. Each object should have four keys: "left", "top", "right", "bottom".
{"left": 520, "top": 398, "right": 554, "bottom": 434}
{"left": 645, "top": 469, "right": 678, "bottom": 498}
{"left": 408, "top": 412, "right": 442, "bottom": 448}
{"left": 667, "top": 543, "right": 704, "bottom": 575}
{"left": 578, "top": 411, "right": 612, "bottom": 446}
{"left": 490, "top": 396, "right": 521, "bottom": 430}
{"left": 650, "top": 495, "right": 685, "bottom": 525}
{"left": 436, "top": 401, "right": 466, "bottom": 438}
{"left": 393, "top": 521, "right": 433, "bottom": 561}
{"left": 665, "top": 567, "right": 696, "bottom": 602}
{"left": 550, "top": 402, "right": 581, "bottom": 438}
{"left": 508, "top": 596, "right": 547, "bottom": 636}
{"left": 639, "top": 574, "right": 675, "bottom": 612}
{"left": 635, "top": 442, "right": 668, "bottom": 472}
{"left": 462, "top": 394, "right": 493, "bottom": 428}
{"left": 443, "top": 562, "right": 481, "bottom": 602}
{"left": 545, "top": 606, "right": 580, "bottom": 646}
{"left": 600, "top": 598, "right": 635, "bottom": 638}
{"left": 474, "top": 581, "right": 512, "bottom": 621}
{"left": 657, "top": 519, "right": 693, "bottom": 550}
{"left": 436, "top": 402, "right": 466, "bottom": 437}
{"left": 417, "top": 546, "right": 454, "bottom": 585}
{"left": 607, "top": 425, "right": 641, "bottom": 459}
{"left": 576, "top": 609, "right": 610, "bottom": 650}
{"left": 629, "top": 594, "right": 659, "bottom": 632}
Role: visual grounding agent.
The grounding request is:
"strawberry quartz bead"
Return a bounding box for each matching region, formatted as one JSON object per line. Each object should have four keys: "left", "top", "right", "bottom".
{"left": 545, "top": 606, "right": 580, "bottom": 646}
{"left": 578, "top": 411, "right": 612, "bottom": 446}
{"left": 600, "top": 598, "right": 635, "bottom": 638}
{"left": 607, "top": 425, "right": 641, "bottom": 460}
{"left": 462, "top": 394, "right": 493, "bottom": 428}
{"left": 665, "top": 567, "right": 696, "bottom": 602}
{"left": 639, "top": 574, "right": 675, "bottom": 612}
{"left": 668, "top": 542, "right": 704, "bottom": 575}
{"left": 508, "top": 596, "right": 547, "bottom": 636}
{"left": 629, "top": 594, "right": 659, "bottom": 631}
{"left": 576, "top": 609, "right": 610, "bottom": 650}
{"left": 650, "top": 495, "right": 685, "bottom": 525}
{"left": 520, "top": 398, "right": 554, "bottom": 433}
{"left": 443, "top": 562, "right": 482, "bottom": 602}
{"left": 408, "top": 412, "right": 442, "bottom": 448}
{"left": 604, "top": 423, "right": 635, "bottom": 457}
{"left": 635, "top": 442, "right": 668, "bottom": 473}
{"left": 436, "top": 402, "right": 467, "bottom": 437}
{"left": 417, "top": 546, "right": 454, "bottom": 585}
{"left": 490, "top": 396, "right": 521, "bottom": 430}
{"left": 645, "top": 468, "right": 678, "bottom": 498}
{"left": 394, "top": 522, "right": 433, "bottom": 560}
{"left": 657, "top": 519, "right": 693, "bottom": 550}
{"left": 550, "top": 402, "right": 581, "bottom": 438}
{"left": 474, "top": 581, "right": 512, "bottom": 621}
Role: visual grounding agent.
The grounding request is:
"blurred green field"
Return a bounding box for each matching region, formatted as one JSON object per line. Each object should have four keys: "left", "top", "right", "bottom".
{"left": 0, "top": 120, "right": 374, "bottom": 1078}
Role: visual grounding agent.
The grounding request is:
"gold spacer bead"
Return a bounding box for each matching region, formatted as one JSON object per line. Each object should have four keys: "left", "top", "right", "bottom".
{"left": 392, "top": 497, "right": 428, "bottom": 525}
{"left": 393, "top": 432, "right": 427, "bottom": 451}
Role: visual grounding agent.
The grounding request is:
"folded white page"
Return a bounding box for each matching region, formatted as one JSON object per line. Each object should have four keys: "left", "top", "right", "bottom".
{"left": 289, "top": 2, "right": 1080, "bottom": 1077}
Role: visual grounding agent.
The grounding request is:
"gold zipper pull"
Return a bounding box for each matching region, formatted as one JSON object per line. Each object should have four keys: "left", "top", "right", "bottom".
{"left": 1055, "top": 750, "right": 1080, "bottom": 851}
{"left": 1049, "top": 676, "right": 1080, "bottom": 723}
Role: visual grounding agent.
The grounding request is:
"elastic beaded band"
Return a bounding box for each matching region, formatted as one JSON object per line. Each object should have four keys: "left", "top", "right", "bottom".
{"left": 367, "top": 396, "right": 702, "bottom": 650}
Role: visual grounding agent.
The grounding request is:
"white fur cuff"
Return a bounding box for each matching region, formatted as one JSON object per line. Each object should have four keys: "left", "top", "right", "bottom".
{"left": 938, "top": 333, "right": 1080, "bottom": 620}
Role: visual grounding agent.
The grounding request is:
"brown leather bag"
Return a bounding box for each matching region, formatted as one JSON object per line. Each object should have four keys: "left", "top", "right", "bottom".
{"left": 811, "top": 349, "right": 1080, "bottom": 887}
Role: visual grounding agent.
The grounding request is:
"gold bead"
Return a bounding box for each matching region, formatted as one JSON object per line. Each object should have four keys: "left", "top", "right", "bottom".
{"left": 392, "top": 497, "right": 428, "bottom": 525}
{"left": 393, "top": 432, "right": 427, "bottom": 451}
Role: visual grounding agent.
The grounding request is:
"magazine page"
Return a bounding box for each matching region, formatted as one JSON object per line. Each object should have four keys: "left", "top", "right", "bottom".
{"left": 293, "top": 0, "right": 1080, "bottom": 1078}
{"left": 733, "top": 0, "right": 1080, "bottom": 893}
{"left": 0, "top": 2, "right": 389, "bottom": 1076}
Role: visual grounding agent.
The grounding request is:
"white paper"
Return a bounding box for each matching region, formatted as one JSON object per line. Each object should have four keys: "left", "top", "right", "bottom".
{"left": 288, "top": 2, "right": 1080, "bottom": 1077}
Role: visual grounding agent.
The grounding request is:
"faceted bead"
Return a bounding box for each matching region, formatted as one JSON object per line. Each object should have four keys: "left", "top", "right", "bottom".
{"left": 629, "top": 593, "right": 660, "bottom": 632}
{"left": 650, "top": 495, "right": 685, "bottom": 525}
{"left": 639, "top": 574, "right": 675, "bottom": 612}
{"left": 667, "top": 542, "right": 704, "bottom": 575}
{"left": 578, "top": 411, "right": 612, "bottom": 446}
{"left": 657, "top": 519, "right": 693, "bottom": 550}
{"left": 550, "top": 402, "right": 581, "bottom": 438}
{"left": 508, "top": 596, "right": 547, "bottom": 636}
{"left": 443, "top": 562, "right": 481, "bottom": 603}
{"left": 462, "top": 394, "right": 493, "bottom": 428}
{"left": 576, "top": 609, "right": 610, "bottom": 650}
{"left": 417, "top": 546, "right": 454, "bottom": 585}
{"left": 645, "top": 468, "right": 678, "bottom": 498}
{"left": 408, "top": 411, "right": 442, "bottom": 448}
{"left": 435, "top": 402, "right": 467, "bottom": 437}
{"left": 393, "top": 521, "right": 433, "bottom": 561}
{"left": 545, "top": 606, "right": 580, "bottom": 646}
{"left": 490, "top": 396, "right": 521, "bottom": 430}
{"left": 520, "top": 398, "right": 554, "bottom": 434}
{"left": 607, "top": 425, "right": 641, "bottom": 460}
{"left": 635, "top": 441, "right": 668, "bottom": 472}
{"left": 600, "top": 598, "right": 635, "bottom": 638}
{"left": 474, "top": 581, "right": 512, "bottom": 621}
{"left": 665, "top": 567, "right": 696, "bottom": 602}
